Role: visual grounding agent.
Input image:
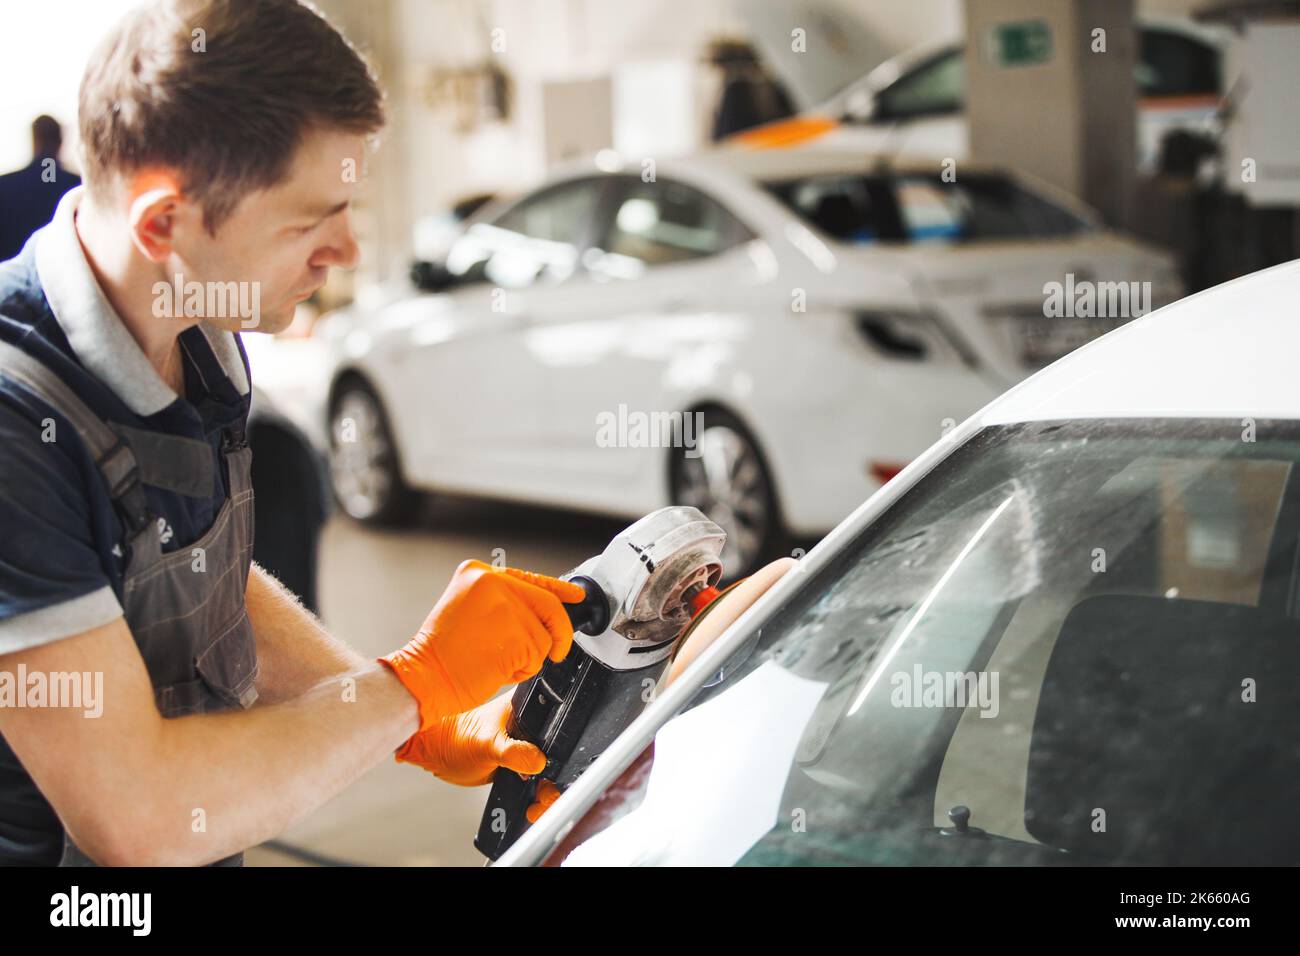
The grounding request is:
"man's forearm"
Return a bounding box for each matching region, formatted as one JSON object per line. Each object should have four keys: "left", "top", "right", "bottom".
{"left": 246, "top": 562, "right": 369, "bottom": 704}
{"left": 102, "top": 662, "right": 420, "bottom": 866}
{"left": 94, "top": 566, "right": 420, "bottom": 864}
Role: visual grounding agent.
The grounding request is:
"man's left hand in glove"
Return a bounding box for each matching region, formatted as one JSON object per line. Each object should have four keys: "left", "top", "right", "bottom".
{"left": 395, "top": 693, "right": 544, "bottom": 788}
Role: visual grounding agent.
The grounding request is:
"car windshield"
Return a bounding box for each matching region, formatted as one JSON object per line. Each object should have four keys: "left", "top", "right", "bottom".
{"left": 542, "top": 419, "right": 1300, "bottom": 866}
{"left": 872, "top": 48, "right": 964, "bottom": 120}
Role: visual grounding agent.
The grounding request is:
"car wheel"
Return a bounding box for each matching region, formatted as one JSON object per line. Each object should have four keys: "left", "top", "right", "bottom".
{"left": 328, "top": 380, "right": 420, "bottom": 525}
{"left": 670, "top": 409, "right": 783, "bottom": 579}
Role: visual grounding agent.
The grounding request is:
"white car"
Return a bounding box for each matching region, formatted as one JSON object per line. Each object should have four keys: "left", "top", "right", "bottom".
{"left": 321, "top": 149, "right": 1180, "bottom": 575}
{"left": 500, "top": 257, "right": 1300, "bottom": 867}
{"left": 733, "top": 15, "right": 1228, "bottom": 171}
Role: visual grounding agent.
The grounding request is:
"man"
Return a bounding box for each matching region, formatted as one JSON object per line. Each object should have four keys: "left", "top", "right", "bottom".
{"left": 0, "top": 0, "right": 566, "bottom": 866}
{"left": 0, "top": 116, "right": 81, "bottom": 261}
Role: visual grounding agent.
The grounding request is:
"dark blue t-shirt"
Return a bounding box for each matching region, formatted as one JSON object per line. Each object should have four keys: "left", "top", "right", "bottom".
{"left": 0, "top": 192, "right": 252, "bottom": 864}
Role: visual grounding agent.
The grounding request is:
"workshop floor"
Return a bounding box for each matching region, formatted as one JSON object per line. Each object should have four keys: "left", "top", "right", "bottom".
{"left": 245, "top": 495, "right": 625, "bottom": 867}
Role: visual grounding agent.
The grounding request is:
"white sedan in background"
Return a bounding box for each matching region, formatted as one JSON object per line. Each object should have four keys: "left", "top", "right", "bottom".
{"left": 321, "top": 148, "right": 1180, "bottom": 575}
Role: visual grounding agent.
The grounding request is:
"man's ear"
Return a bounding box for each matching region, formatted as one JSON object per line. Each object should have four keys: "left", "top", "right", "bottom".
{"left": 126, "top": 180, "right": 186, "bottom": 263}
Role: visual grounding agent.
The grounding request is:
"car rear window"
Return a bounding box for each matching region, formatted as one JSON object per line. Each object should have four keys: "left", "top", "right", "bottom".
{"left": 895, "top": 174, "right": 1091, "bottom": 241}
{"left": 764, "top": 172, "right": 1090, "bottom": 244}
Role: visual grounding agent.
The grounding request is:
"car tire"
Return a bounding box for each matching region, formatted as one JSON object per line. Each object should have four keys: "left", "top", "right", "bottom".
{"left": 669, "top": 408, "right": 785, "bottom": 580}
{"left": 328, "top": 379, "right": 420, "bottom": 526}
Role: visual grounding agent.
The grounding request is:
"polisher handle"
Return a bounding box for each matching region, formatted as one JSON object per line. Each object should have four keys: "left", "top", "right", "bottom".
{"left": 561, "top": 574, "right": 609, "bottom": 636}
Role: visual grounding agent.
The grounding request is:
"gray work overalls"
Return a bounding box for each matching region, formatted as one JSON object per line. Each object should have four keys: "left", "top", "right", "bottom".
{"left": 0, "top": 339, "right": 259, "bottom": 866}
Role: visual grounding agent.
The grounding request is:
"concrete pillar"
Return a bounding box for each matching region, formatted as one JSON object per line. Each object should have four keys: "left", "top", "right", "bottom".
{"left": 317, "top": 0, "right": 412, "bottom": 287}
{"left": 964, "top": 0, "right": 1137, "bottom": 229}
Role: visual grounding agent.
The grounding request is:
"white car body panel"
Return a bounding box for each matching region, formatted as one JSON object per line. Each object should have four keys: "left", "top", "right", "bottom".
{"left": 985, "top": 257, "right": 1300, "bottom": 425}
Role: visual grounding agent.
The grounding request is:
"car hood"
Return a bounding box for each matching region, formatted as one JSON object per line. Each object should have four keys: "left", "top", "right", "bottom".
{"left": 735, "top": 0, "right": 895, "bottom": 110}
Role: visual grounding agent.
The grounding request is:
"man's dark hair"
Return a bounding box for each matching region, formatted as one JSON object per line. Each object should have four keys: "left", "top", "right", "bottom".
{"left": 79, "top": 0, "right": 385, "bottom": 232}
{"left": 32, "top": 115, "right": 63, "bottom": 158}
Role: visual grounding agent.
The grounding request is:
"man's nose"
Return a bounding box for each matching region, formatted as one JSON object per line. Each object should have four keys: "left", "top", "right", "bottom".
{"left": 313, "top": 212, "right": 361, "bottom": 270}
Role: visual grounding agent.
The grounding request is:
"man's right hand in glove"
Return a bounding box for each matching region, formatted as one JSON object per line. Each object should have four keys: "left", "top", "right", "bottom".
{"left": 379, "top": 559, "right": 586, "bottom": 733}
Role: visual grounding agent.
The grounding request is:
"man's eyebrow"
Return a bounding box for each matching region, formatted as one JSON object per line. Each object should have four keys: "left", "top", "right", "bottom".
{"left": 301, "top": 199, "right": 351, "bottom": 222}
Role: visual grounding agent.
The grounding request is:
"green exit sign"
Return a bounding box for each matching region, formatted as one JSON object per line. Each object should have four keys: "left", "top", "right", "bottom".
{"left": 986, "top": 20, "right": 1053, "bottom": 68}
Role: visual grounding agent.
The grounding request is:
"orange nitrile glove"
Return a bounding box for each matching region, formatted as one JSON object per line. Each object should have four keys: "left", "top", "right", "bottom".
{"left": 380, "top": 559, "right": 586, "bottom": 732}
{"left": 398, "top": 695, "right": 560, "bottom": 820}
{"left": 526, "top": 780, "right": 563, "bottom": 824}
{"left": 396, "top": 693, "right": 546, "bottom": 786}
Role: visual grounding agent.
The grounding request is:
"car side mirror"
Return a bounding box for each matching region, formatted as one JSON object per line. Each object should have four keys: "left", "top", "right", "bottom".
{"left": 410, "top": 259, "right": 455, "bottom": 292}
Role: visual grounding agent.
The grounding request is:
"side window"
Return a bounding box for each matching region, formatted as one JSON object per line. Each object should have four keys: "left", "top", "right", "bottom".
{"left": 765, "top": 175, "right": 888, "bottom": 243}
{"left": 873, "top": 48, "right": 965, "bottom": 121}
{"left": 444, "top": 178, "right": 600, "bottom": 289}
{"left": 894, "top": 175, "right": 1089, "bottom": 242}
{"left": 1137, "top": 29, "right": 1220, "bottom": 98}
{"left": 593, "top": 179, "right": 748, "bottom": 273}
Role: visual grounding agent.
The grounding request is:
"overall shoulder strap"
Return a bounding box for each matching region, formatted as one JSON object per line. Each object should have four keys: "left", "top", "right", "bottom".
{"left": 0, "top": 338, "right": 151, "bottom": 535}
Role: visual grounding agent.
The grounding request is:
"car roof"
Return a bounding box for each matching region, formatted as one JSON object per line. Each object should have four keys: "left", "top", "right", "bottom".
{"left": 688, "top": 146, "right": 1006, "bottom": 183}
{"left": 538, "top": 148, "right": 1008, "bottom": 186}
{"left": 983, "top": 258, "right": 1300, "bottom": 426}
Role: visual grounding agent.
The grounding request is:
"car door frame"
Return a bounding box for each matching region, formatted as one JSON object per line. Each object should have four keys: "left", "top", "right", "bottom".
{"left": 525, "top": 172, "right": 760, "bottom": 491}
{"left": 392, "top": 173, "right": 622, "bottom": 492}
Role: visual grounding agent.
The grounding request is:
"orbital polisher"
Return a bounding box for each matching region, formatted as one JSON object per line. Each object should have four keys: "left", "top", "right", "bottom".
{"left": 474, "top": 505, "right": 729, "bottom": 860}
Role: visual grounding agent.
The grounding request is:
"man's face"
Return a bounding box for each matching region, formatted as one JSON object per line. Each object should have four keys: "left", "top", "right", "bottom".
{"left": 178, "top": 127, "right": 366, "bottom": 335}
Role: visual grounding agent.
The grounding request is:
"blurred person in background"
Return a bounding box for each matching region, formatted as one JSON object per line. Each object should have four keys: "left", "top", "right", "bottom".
{"left": 707, "top": 39, "right": 795, "bottom": 141}
{"left": 0, "top": 116, "right": 81, "bottom": 261}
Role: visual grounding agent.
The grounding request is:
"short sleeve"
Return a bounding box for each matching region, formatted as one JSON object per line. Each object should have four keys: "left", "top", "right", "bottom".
{"left": 0, "top": 393, "right": 122, "bottom": 653}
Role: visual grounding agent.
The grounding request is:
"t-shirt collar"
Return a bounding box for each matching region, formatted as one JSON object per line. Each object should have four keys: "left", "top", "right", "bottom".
{"left": 33, "top": 186, "right": 251, "bottom": 418}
